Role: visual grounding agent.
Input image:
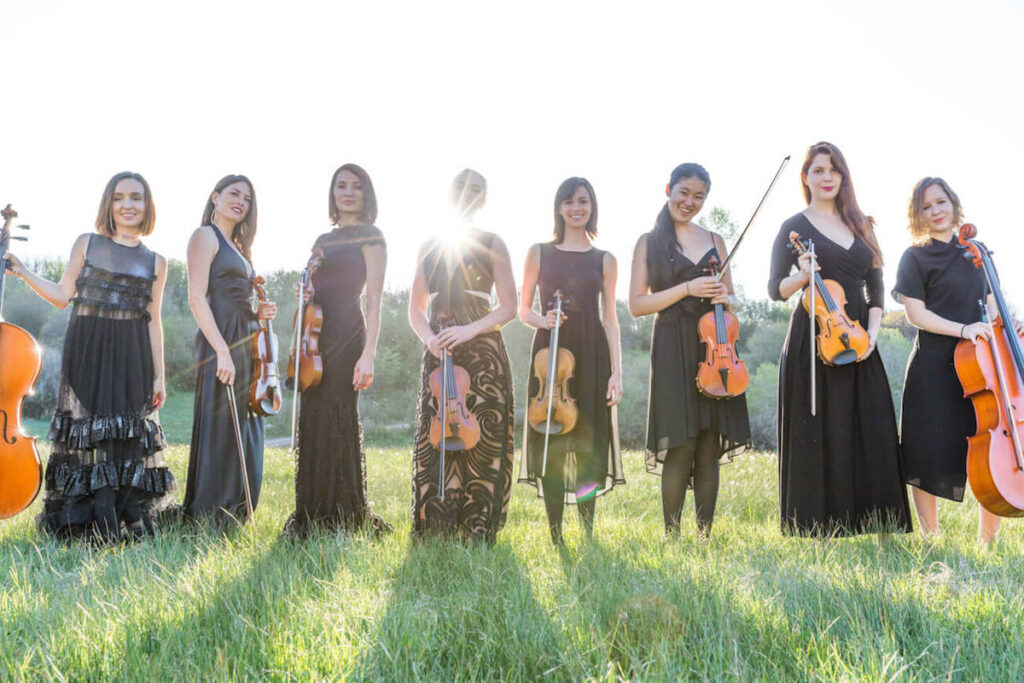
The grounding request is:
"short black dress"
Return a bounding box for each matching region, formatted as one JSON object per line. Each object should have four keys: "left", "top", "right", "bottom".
{"left": 289, "top": 224, "right": 390, "bottom": 534}
{"left": 769, "top": 214, "right": 912, "bottom": 536}
{"left": 518, "top": 243, "right": 624, "bottom": 502}
{"left": 183, "top": 226, "right": 263, "bottom": 524}
{"left": 39, "top": 234, "right": 175, "bottom": 541}
{"left": 645, "top": 241, "right": 749, "bottom": 473}
{"left": 893, "top": 237, "right": 986, "bottom": 501}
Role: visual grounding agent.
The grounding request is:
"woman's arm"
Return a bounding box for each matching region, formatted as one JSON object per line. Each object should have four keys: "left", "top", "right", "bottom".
{"left": 435, "top": 236, "right": 518, "bottom": 349}
{"left": 186, "top": 226, "right": 236, "bottom": 385}
{"left": 7, "top": 234, "right": 90, "bottom": 309}
{"left": 628, "top": 233, "right": 724, "bottom": 316}
{"left": 602, "top": 252, "right": 623, "bottom": 406}
{"left": 518, "top": 244, "right": 563, "bottom": 330}
{"left": 408, "top": 243, "right": 441, "bottom": 357}
{"left": 355, "top": 242, "right": 386, "bottom": 389}
{"left": 148, "top": 254, "right": 168, "bottom": 409}
{"left": 904, "top": 296, "right": 992, "bottom": 343}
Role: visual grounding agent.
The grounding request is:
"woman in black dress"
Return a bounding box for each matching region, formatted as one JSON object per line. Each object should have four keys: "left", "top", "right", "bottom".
{"left": 628, "top": 163, "right": 749, "bottom": 537}
{"left": 183, "top": 174, "right": 276, "bottom": 525}
{"left": 408, "top": 169, "right": 517, "bottom": 545}
{"left": 769, "top": 142, "right": 911, "bottom": 537}
{"left": 285, "top": 163, "right": 392, "bottom": 537}
{"left": 519, "top": 177, "right": 624, "bottom": 545}
{"left": 893, "top": 177, "right": 1003, "bottom": 543}
{"left": 8, "top": 172, "right": 175, "bottom": 542}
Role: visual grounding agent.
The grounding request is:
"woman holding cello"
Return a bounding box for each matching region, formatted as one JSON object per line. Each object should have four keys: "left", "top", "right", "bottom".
{"left": 284, "top": 163, "right": 392, "bottom": 538}
{"left": 629, "top": 163, "right": 748, "bottom": 538}
{"left": 519, "top": 177, "right": 624, "bottom": 546}
{"left": 769, "top": 142, "right": 911, "bottom": 537}
{"left": 892, "top": 177, "right": 1016, "bottom": 543}
{"left": 183, "top": 174, "right": 276, "bottom": 525}
{"left": 7, "top": 172, "right": 175, "bottom": 542}
{"left": 408, "top": 169, "right": 517, "bottom": 545}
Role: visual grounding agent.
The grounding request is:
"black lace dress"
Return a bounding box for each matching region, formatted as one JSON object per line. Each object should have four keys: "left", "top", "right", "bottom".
{"left": 519, "top": 244, "right": 624, "bottom": 501}
{"left": 769, "top": 214, "right": 912, "bottom": 536}
{"left": 287, "top": 224, "right": 391, "bottom": 536}
{"left": 411, "top": 230, "right": 515, "bottom": 544}
{"left": 38, "top": 234, "right": 174, "bottom": 542}
{"left": 183, "top": 226, "right": 263, "bottom": 524}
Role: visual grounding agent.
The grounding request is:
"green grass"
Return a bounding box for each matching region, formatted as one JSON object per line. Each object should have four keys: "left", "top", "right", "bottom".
{"left": 2, "top": 443, "right": 1023, "bottom": 680}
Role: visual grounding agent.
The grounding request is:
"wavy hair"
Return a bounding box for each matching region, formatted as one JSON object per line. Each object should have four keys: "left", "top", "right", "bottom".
{"left": 201, "top": 174, "right": 257, "bottom": 262}
{"left": 907, "top": 177, "right": 963, "bottom": 245}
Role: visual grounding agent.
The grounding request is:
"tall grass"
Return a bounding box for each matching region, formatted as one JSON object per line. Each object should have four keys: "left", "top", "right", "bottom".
{"left": 2, "top": 445, "right": 1022, "bottom": 680}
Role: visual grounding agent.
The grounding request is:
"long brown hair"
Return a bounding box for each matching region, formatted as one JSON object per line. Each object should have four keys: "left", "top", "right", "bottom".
{"left": 201, "top": 174, "right": 257, "bottom": 262}
{"left": 800, "top": 142, "right": 883, "bottom": 266}
{"left": 328, "top": 163, "right": 378, "bottom": 225}
{"left": 907, "top": 177, "right": 963, "bottom": 245}
{"left": 95, "top": 171, "right": 156, "bottom": 236}
{"left": 552, "top": 177, "right": 598, "bottom": 244}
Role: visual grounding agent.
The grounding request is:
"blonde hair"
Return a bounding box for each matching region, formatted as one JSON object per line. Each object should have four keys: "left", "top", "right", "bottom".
{"left": 907, "top": 177, "right": 964, "bottom": 245}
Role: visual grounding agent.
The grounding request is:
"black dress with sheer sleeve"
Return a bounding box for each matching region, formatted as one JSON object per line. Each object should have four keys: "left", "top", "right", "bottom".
{"left": 768, "top": 213, "right": 911, "bottom": 536}
{"left": 38, "top": 234, "right": 175, "bottom": 542}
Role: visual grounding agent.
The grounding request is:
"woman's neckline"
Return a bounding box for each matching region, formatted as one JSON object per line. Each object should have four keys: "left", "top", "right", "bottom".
{"left": 105, "top": 233, "right": 143, "bottom": 249}
{"left": 210, "top": 223, "right": 253, "bottom": 276}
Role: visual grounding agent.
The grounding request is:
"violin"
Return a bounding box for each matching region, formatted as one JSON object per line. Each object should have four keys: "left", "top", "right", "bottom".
{"left": 527, "top": 290, "right": 578, "bottom": 476}
{"left": 953, "top": 224, "right": 1024, "bottom": 516}
{"left": 249, "top": 276, "right": 281, "bottom": 416}
{"left": 428, "top": 321, "right": 481, "bottom": 500}
{"left": 696, "top": 255, "right": 748, "bottom": 398}
{"left": 287, "top": 249, "right": 324, "bottom": 393}
{"left": 0, "top": 204, "right": 42, "bottom": 519}
{"left": 788, "top": 232, "right": 869, "bottom": 366}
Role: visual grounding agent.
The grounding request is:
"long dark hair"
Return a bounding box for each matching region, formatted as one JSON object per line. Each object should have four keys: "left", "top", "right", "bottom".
{"left": 552, "top": 177, "right": 598, "bottom": 243}
{"left": 328, "top": 163, "right": 378, "bottom": 225}
{"left": 95, "top": 171, "right": 156, "bottom": 236}
{"left": 201, "top": 174, "right": 257, "bottom": 262}
{"left": 800, "top": 141, "right": 882, "bottom": 266}
{"left": 647, "top": 163, "right": 711, "bottom": 289}
{"left": 907, "top": 176, "right": 963, "bottom": 245}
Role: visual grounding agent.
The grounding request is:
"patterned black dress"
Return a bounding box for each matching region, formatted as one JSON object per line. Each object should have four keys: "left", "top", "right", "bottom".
{"left": 769, "top": 214, "right": 912, "bottom": 536}
{"left": 183, "top": 226, "right": 263, "bottom": 525}
{"left": 39, "top": 234, "right": 175, "bottom": 542}
{"left": 288, "top": 224, "right": 391, "bottom": 535}
{"left": 411, "top": 230, "right": 515, "bottom": 544}
{"left": 519, "top": 243, "right": 624, "bottom": 501}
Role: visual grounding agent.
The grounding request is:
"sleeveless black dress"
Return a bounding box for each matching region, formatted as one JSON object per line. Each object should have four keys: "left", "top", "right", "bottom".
{"left": 769, "top": 214, "right": 912, "bottom": 536}
{"left": 183, "top": 226, "right": 263, "bottom": 524}
{"left": 645, "top": 241, "right": 749, "bottom": 474}
{"left": 518, "top": 243, "right": 624, "bottom": 501}
{"left": 893, "top": 238, "right": 987, "bottom": 501}
{"left": 288, "top": 224, "right": 391, "bottom": 535}
{"left": 39, "top": 234, "right": 175, "bottom": 541}
{"left": 411, "top": 230, "right": 515, "bottom": 544}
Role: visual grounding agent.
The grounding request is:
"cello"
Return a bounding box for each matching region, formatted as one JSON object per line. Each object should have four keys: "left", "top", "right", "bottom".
{"left": 953, "top": 224, "right": 1024, "bottom": 516}
{"left": 696, "top": 255, "right": 748, "bottom": 398}
{"left": 0, "top": 204, "right": 42, "bottom": 519}
{"left": 249, "top": 276, "right": 282, "bottom": 416}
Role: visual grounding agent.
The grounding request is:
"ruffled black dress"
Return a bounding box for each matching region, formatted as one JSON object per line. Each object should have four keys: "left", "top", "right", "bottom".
{"left": 892, "top": 237, "right": 987, "bottom": 501}
{"left": 518, "top": 243, "right": 624, "bottom": 502}
{"left": 769, "top": 214, "right": 911, "bottom": 536}
{"left": 38, "top": 234, "right": 175, "bottom": 542}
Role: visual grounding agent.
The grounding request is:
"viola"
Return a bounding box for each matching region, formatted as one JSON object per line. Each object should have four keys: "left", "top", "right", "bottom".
{"left": 696, "top": 255, "right": 748, "bottom": 398}
{"left": 249, "top": 276, "right": 282, "bottom": 416}
{"left": 0, "top": 204, "right": 42, "bottom": 519}
{"left": 788, "top": 232, "right": 869, "bottom": 366}
{"left": 286, "top": 249, "right": 324, "bottom": 393}
{"left": 527, "top": 290, "right": 578, "bottom": 476}
{"left": 953, "top": 223, "right": 1024, "bottom": 517}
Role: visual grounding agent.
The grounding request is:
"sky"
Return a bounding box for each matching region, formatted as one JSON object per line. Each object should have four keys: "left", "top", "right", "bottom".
{"left": 2, "top": 0, "right": 1023, "bottom": 306}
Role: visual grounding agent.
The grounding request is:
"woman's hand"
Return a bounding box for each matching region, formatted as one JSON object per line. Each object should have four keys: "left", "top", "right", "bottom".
{"left": 257, "top": 300, "right": 277, "bottom": 321}
{"left": 962, "top": 321, "right": 992, "bottom": 343}
{"left": 797, "top": 252, "right": 820, "bottom": 280}
{"left": 152, "top": 377, "right": 166, "bottom": 410}
{"left": 353, "top": 354, "right": 374, "bottom": 391}
{"left": 4, "top": 252, "right": 25, "bottom": 278}
{"left": 216, "top": 349, "right": 236, "bottom": 385}
{"left": 426, "top": 334, "right": 443, "bottom": 359}
{"left": 294, "top": 281, "right": 314, "bottom": 303}
{"left": 709, "top": 291, "right": 731, "bottom": 306}
{"left": 436, "top": 324, "right": 477, "bottom": 350}
{"left": 687, "top": 276, "right": 727, "bottom": 300}
{"left": 542, "top": 308, "right": 567, "bottom": 329}
{"left": 859, "top": 328, "right": 879, "bottom": 361}
{"left": 606, "top": 372, "right": 623, "bottom": 407}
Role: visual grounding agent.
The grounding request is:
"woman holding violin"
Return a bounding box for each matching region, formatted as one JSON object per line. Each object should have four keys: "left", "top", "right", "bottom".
{"left": 893, "top": 177, "right": 1013, "bottom": 543}
{"left": 629, "top": 163, "right": 749, "bottom": 538}
{"left": 183, "top": 174, "right": 276, "bottom": 525}
{"left": 284, "top": 163, "right": 392, "bottom": 538}
{"left": 519, "top": 177, "right": 624, "bottom": 546}
{"left": 408, "top": 169, "right": 517, "bottom": 545}
{"left": 768, "top": 142, "right": 910, "bottom": 537}
{"left": 7, "top": 172, "right": 175, "bottom": 542}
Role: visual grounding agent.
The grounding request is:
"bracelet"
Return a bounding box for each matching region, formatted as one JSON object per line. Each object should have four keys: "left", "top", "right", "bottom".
{"left": 960, "top": 324, "right": 966, "bottom": 339}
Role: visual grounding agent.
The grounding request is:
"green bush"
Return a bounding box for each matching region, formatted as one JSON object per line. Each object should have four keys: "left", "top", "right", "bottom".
{"left": 746, "top": 361, "right": 779, "bottom": 451}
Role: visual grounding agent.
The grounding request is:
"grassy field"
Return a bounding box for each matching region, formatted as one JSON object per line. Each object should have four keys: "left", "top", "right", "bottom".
{"left": 2, "top": 438, "right": 1024, "bottom": 681}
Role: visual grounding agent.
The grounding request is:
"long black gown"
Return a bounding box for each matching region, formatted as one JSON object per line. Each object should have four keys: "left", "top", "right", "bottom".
{"left": 411, "top": 230, "right": 515, "bottom": 544}
{"left": 769, "top": 214, "right": 911, "bottom": 536}
{"left": 893, "top": 237, "right": 986, "bottom": 501}
{"left": 183, "top": 226, "right": 263, "bottom": 524}
{"left": 288, "top": 224, "right": 391, "bottom": 535}
{"left": 518, "top": 243, "right": 624, "bottom": 501}
{"left": 645, "top": 244, "right": 749, "bottom": 473}
{"left": 39, "top": 234, "right": 175, "bottom": 542}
